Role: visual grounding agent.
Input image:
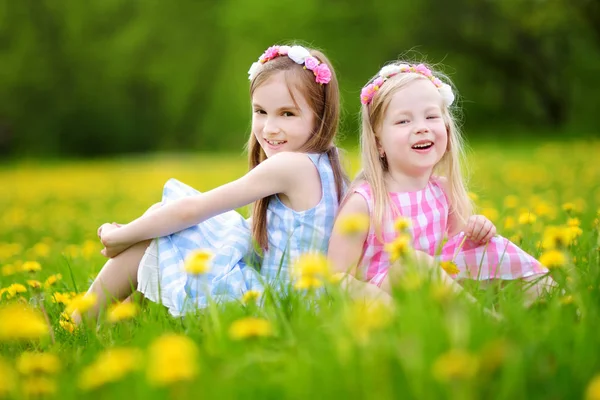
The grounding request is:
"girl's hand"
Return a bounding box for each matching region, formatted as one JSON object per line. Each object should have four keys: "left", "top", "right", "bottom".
{"left": 98, "top": 223, "right": 131, "bottom": 258}
{"left": 465, "top": 215, "right": 496, "bottom": 244}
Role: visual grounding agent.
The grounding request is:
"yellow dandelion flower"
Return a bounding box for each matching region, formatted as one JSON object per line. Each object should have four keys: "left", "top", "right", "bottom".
{"left": 79, "top": 348, "right": 143, "bottom": 391}
{"left": 567, "top": 217, "right": 580, "bottom": 227}
{"left": 22, "top": 376, "right": 57, "bottom": 397}
{"left": 440, "top": 261, "right": 460, "bottom": 275}
{"left": 229, "top": 317, "right": 273, "bottom": 340}
{"left": 345, "top": 300, "right": 392, "bottom": 344}
{"left": 184, "top": 249, "right": 213, "bottom": 275}
{"left": 16, "top": 352, "right": 61, "bottom": 375}
{"left": 0, "top": 303, "right": 49, "bottom": 341}
{"left": 432, "top": 349, "right": 479, "bottom": 382}
{"left": 52, "top": 292, "right": 72, "bottom": 305}
{"left": 0, "top": 357, "right": 16, "bottom": 396}
{"left": 43, "top": 274, "right": 62, "bottom": 288}
{"left": 562, "top": 202, "right": 576, "bottom": 213}
{"left": 569, "top": 225, "right": 583, "bottom": 239}
{"left": 32, "top": 243, "right": 51, "bottom": 258}
{"left": 503, "top": 216, "right": 516, "bottom": 231}
{"left": 59, "top": 318, "right": 76, "bottom": 334}
{"left": 6, "top": 283, "right": 27, "bottom": 298}
{"left": 65, "top": 293, "right": 97, "bottom": 315}
{"left": 509, "top": 232, "right": 522, "bottom": 245}
{"left": 518, "top": 212, "right": 536, "bottom": 225}
{"left": 81, "top": 240, "right": 99, "bottom": 260}
{"left": 385, "top": 234, "right": 413, "bottom": 262}
{"left": 586, "top": 374, "right": 600, "bottom": 400}
{"left": 481, "top": 208, "right": 499, "bottom": 223}
{"left": 503, "top": 195, "right": 519, "bottom": 209}
{"left": 147, "top": 334, "right": 199, "bottom": 386}
{"left": 468, "top": 192, "right": 479, "bottom": 202}
{"left": 335, "top": 213, "right": 370, "bottom": 236}
{"left": 292, "top": 252, "right": 330, "bottom": 290}
{"left": 394, "top": 217, "right": 412, "bottom": 233}
{"left": 21, "top": 261, "right": 42, "bottom": 273}
{"left": 1, "top": 264, "right": 16, "bottom": 277}
{"left": 241, "top": 290, "right": 261, "bottom": 305}
{"left": 27, "top": 280, "right": 42, "bottom": 289}
{"left": 107, "top": 302, "right": 139, "bottom": 323}
{"left": 542, "top": 226, "right": 573, "bottom": 249}
{"left": 539, "top": 250, "right": 567, "bottom": 269}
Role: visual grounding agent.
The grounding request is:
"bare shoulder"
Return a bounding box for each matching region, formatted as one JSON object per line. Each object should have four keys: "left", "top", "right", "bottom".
{"left": 338, "top": 191, "right": 369, "bottom": 215}
{"left": 257, "top": 152, "right": 316, "bottom": 176}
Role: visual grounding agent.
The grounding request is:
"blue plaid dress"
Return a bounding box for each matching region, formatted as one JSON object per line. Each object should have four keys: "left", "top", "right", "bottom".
{"left": 140, "top": 153, "right": 340, "bottom": 316}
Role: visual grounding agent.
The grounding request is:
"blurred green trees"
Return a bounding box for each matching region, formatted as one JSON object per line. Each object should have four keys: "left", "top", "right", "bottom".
{"left": 0, "top": 0, "right": 598, "bottom": 156}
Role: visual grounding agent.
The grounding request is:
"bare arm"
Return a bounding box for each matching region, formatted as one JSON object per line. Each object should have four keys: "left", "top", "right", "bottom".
{"left": 328, "top": 192, "right": 370, "bottom": 276}
{"left": 101, "top": 152, "right": 314, "bottom": 255}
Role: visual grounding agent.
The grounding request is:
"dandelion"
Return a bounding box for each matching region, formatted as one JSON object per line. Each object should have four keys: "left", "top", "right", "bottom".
{"left": 1, "top": 264, "right": 16, "bottom": 277}
{"left": 0, "top": 303, "right": 49, "bottom": 341}
{"left": 21, "top": 376, "right": 57, "bottom": 397}
{"left": 184, "top": 249, "right": 213, "bottom": 275}
{"left": 229, "top": 317, "right": 273, "bottom": 340}
{"left": 43, "top": 274, "right": 62, "bottom": 288}
{"left": 32, "top": 242, "right": 51, "bottom": 258}
{"left": 518, "top": 212, "right": 536, "bottom": 225}
{"left": 6, "top": 283, "right": 27, "bottom": 298}
{"left": 567, "top": 217, "right": 580, "bottom": 227}
{"left": 107, "top": 302, "right": 139, "bottom": 323}
{"left": 292, "top": 252, "right": 330, "bottom": 290}
{"left": 440, "top": 261, "right": 460, "bottom": 276}
{"left": 27, "top": 280, "right": 42, "bottom": 290}
{"left": 146, "top": 334, "right": 199, "bottom": 386}
{"left": 0, "top": 357, "right": 15, "bottom": 396}
{"left": 59, "top": 312, "right": 76, "bottom": 333}
{"left": 539, "top": 250, "right": 567, "bottom": 269}
{"left": 468, "top": 192, "right": 478, "bottom": 202}
{"left": 65, "top": 293, "right": 97, "bottom": 315}
{"left": 335, "top": 213, "right": 370, "bottom": 236}
{"left": 542, "top": 226, "right": 573, "bottom": 249}
{"left": 586, "top": 374, "right": 600, "bottom": 400}
{"left": 241, "top": 290, "right": 261, "bottom": 305}
{"left": 21, "top": 261, "right": 42, "bottom": 273}
{"left": 481, "top": 208, "right": 499, "bottom": 223}
{"left": 432, "top": 349, "right": 479, "bottom": 382}
{"left": 385, "top": 234, "right": 412, "bottom": 262}
{"left": 503, "top": 216, "right": 516, "bottom": 231}
{"left": 394, "top": 217, "right": 412, "bottom": 233}
{"left": 345, "top": 300, "right": 392, "bottom": 344}
{"left": 562, "top": 202, "right": 576, "bottom": 213}
{"left": 52, "top": 292, "right": 72, "bottom": 305}
{"left": 79, "top": 348, "right": 143, "bottom": 391}
{"left": 16, "top": 352, "right": 61, "bottom": 375}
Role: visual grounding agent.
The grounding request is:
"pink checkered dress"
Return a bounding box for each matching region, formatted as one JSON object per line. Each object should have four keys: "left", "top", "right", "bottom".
{"left": 354, "top": 179, "right": 549, "bottom": 286}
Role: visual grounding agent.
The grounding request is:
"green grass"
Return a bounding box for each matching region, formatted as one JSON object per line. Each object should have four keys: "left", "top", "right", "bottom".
{"left": 1, "top": 140, "right": 599, "bottom": 399}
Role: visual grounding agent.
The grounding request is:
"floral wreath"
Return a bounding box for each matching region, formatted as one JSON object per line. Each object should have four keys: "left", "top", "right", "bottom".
{"left": 360, "top": 63, "right": 455, "bottom": 106}
{"left": 248, "top": 45, "right": 332, "bottom": 85}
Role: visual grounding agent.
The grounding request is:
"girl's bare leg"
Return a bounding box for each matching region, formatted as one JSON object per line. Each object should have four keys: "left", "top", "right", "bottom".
{"left": 72, "top": 239, "right": 151, "bottom": 323}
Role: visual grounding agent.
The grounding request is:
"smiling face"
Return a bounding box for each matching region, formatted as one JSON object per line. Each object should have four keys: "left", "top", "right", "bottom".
{"left": 377, "top": 78, "right": 448, "bottom": 178}
{"left": 251, "top": 71, "right": 316, "bottom": 158}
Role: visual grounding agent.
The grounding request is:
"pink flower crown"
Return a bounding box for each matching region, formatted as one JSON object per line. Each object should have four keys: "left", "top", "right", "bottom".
{"left": 360, "top": 63, "right": 455, "bottom": 106}
{"left": 248, "top": 45, "right": 332, "bottom": 85}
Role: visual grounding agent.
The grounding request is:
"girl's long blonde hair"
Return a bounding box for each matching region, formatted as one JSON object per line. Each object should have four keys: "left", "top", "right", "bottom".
{"left": 248, "top": 46, "right": 348, "bottom": 250}
{"left": 354, "top": 61, "right": 473, "bottom": 239}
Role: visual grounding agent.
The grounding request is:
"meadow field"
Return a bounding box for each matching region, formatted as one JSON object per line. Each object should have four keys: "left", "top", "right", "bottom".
{"left": 1, "top": 140, "right": 599, "bottom": 399}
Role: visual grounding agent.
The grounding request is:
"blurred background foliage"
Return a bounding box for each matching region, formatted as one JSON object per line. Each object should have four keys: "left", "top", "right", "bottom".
{"left": 0, "top": 0, "right": 598, "bottom": 157}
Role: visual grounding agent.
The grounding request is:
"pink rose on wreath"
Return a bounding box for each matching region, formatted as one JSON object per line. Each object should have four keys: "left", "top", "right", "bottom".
{"left": 261, "top": 46, "right": 280, "bottom": 63}
{"left": 432, "top": 77, "right": 443, "bottom": 87}
{"left": 414, "top": 64, "right": 433, "bottom": 77}
{"left": 278, "top": 45, "right": 290, "bottom": 55}
{"left": 373, "top": 77, "right": 384, "bottom": 88}
{"left": 304, "top": 56, "right": 319, "bottom": 71}
{"left": 361, "top": 84, "right": 377, "bottom": 105}
{"left": 313, "top": 63, "right": 332, "bottom": 84}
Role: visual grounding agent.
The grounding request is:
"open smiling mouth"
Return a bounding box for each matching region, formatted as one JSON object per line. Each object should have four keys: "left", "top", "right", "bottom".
{"left": 411, "top": 141, "right": 433, "bottom": 150}
{"left": 266, "top": 139, "right": 287, "bottom": 146}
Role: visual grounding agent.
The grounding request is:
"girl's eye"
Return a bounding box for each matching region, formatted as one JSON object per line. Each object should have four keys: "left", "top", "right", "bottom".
{"left": 254, "top": 109, "right": 266, "bottom": 115}
{"left": 396, "top": 120, "right": 409, "bottom": 125}
{"left": 283, "top": 111, "right": 295, "bottom": 117}
{"left": 427, "top": 115, "right": 440, "bottom": 119}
